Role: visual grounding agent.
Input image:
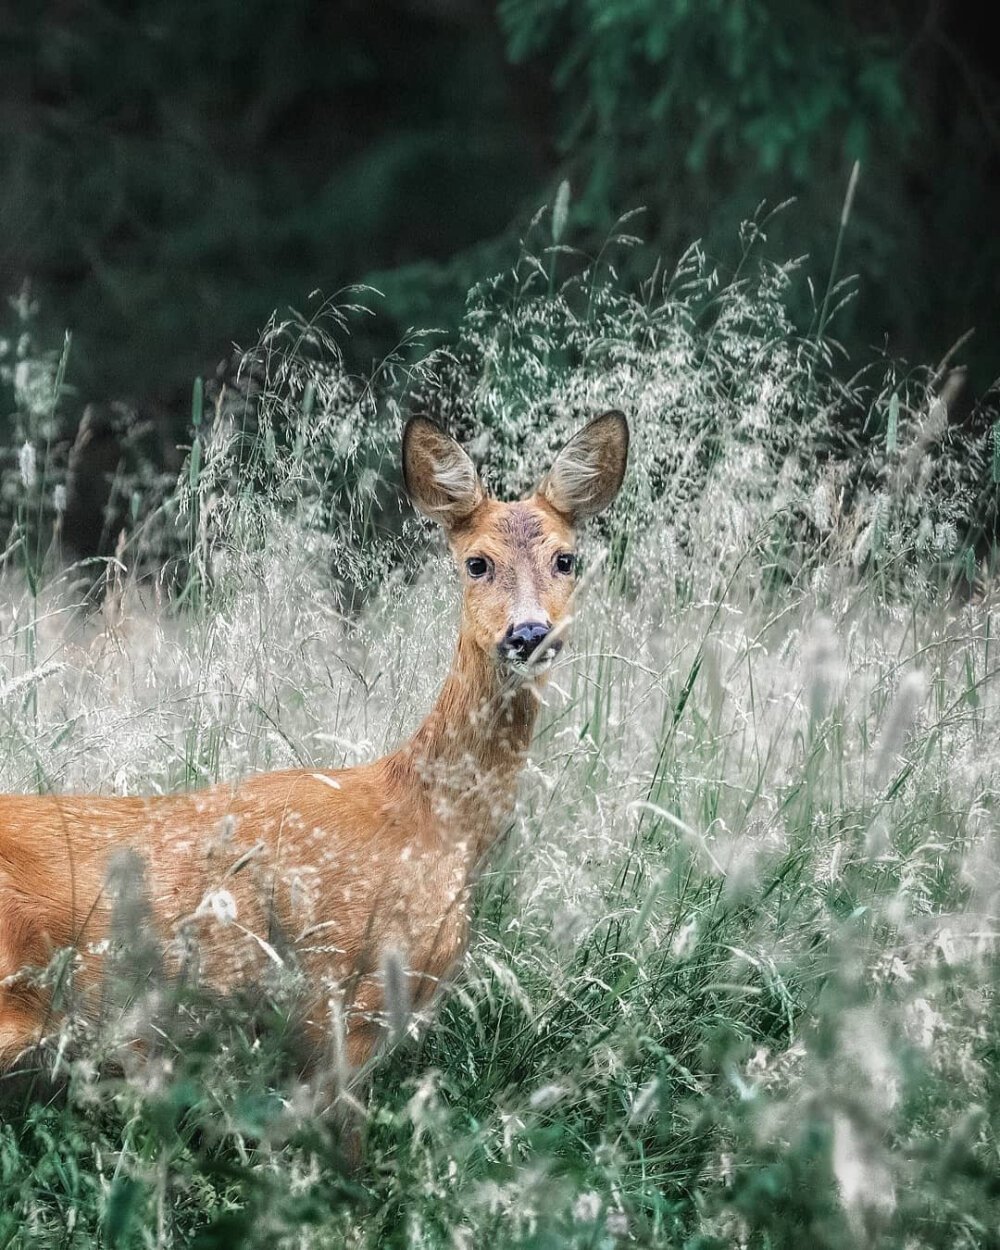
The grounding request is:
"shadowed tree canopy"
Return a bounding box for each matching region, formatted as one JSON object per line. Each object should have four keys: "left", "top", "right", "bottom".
{"left": 1, "top": 0, "right": 998, "bottom": 424}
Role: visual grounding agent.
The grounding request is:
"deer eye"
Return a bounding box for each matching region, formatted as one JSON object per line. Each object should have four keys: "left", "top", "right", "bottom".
{"left": 466, "top": 556, "right": 491, "bottom": 579}
{"left": 554, "top": 552, "right": 577, "bottom": 575}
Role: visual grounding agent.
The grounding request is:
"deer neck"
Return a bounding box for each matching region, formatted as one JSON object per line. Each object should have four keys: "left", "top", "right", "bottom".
{"left": 397, "top": 632, "right": 539, "bottom": 865}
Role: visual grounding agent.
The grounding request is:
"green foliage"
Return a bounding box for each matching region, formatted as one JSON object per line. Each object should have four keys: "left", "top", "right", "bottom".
{"left": 501, "top": 0, "right": 908, "bottom": 179}
{"left": 495, "top": 0, "right": 998, "bottom": 383}
{"left": 3, "top": 240, "right": 1000, "bottom": 1246}
{"left": 3, "top": 1, "right": 998, "bottom": 414}
{"left": 0, "top": 292, "right": 73, "bottom": 577}
{"left": 0, "top": 0, "right": 537, "bottom": 399}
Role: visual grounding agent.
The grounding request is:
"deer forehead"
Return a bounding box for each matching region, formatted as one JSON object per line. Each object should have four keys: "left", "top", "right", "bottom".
{"left": 453, "top": 500, "right": 574, "bottom": 563}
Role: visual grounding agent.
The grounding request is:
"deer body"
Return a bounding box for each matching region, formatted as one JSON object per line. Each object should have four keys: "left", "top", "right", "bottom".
{"left": 0, "top": 413, "right": 627, "bottom": 1072}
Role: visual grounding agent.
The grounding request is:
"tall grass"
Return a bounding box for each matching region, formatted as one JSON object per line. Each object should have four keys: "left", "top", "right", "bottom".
{"left": 1, "top": 222, "right": 998, "bottom": 1248}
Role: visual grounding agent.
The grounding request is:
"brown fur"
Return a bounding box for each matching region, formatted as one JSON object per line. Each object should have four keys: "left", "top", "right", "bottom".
{"left": 0, "top": 413, "right": 627, "bottom": 1074}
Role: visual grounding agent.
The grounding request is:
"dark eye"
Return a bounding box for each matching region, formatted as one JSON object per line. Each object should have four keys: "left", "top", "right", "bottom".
{"left": 555, "top": 552, "right": 576, "bottom": 575}
{"left": 466, "top": 556, "right": 491, "bottom": 579}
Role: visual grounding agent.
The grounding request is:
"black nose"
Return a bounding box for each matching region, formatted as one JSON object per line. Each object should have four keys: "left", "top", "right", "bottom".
{"left": 501, "top": 621, "right": 558, "bottom": 663}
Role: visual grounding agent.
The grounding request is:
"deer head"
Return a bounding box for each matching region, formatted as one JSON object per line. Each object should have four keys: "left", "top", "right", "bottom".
{"left": 403, "top": 411, "right": 629, "bottom": 674}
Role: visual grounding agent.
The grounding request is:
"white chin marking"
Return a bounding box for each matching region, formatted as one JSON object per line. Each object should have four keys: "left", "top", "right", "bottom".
{"left": 502, "top": 652, "right": 557, "bottom": 681}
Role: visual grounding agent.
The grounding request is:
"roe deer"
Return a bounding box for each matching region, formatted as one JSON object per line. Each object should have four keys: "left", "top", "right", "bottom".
{"left": 0, "top": 411, "right": 628, "bottom": 1076}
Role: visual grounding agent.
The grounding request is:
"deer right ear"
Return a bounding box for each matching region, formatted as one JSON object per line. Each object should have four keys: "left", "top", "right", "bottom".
{"left": 403, "top": 417, "right": 486, "bottom": 530}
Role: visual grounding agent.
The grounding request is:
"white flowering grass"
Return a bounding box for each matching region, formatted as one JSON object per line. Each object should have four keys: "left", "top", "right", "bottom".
{"left": 1, "top": 236, "right": 998, "bottom": 1248}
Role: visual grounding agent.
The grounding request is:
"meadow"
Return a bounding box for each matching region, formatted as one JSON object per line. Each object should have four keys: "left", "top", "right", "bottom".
{"left": 1, "top": 217, "right": 998, "bottom": 1247}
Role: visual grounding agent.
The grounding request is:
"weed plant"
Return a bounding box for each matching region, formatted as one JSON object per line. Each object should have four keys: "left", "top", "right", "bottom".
{"left": 1, "top": 218, "right": 999, "bottom": 1247}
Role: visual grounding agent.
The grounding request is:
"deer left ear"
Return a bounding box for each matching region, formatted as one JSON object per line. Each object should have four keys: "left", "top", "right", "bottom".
{"left": 539, "top": 410, "right": 629, "bottom": 522}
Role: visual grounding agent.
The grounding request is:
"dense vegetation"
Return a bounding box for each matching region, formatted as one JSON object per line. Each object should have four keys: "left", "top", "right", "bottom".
{"left": 2, "top": 0, "right": 998, "bottom": 420}
{"left": 1, "top": 223, "right": 999, "bottom": 1246}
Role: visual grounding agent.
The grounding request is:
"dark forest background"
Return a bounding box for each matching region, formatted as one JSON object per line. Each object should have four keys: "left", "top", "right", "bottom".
{"left": 1, "top": 0, "right": 998, "bottom": 429}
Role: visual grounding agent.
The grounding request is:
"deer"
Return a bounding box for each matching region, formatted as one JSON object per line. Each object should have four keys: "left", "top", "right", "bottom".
{"left": 0, "top": 410, "right": 628, "bottom": 1084}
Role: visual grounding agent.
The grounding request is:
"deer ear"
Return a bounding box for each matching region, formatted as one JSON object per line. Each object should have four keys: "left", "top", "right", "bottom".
{"left": 539, "top": 410, "right": 629, "bottom": 522}
{"left": 403, "top": 417, "right": 486, "bottom": 529}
